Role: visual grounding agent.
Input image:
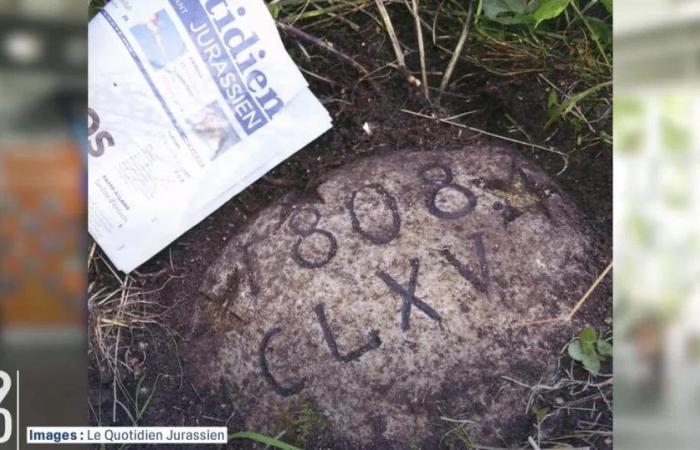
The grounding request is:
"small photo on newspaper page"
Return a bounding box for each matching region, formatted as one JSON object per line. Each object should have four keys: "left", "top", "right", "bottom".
{"left": 88, "top": 0, "right": 331, "bottom": 272}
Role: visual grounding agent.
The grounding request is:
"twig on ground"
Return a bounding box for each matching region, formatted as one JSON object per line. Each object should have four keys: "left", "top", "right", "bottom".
{"left": 528, "top": 436, "right": 542, "bottom": 450}
{"left": 299, "top": 66, "right": 346, "bottom": 88}
{"left": 374, "top": 0, "right": 405, "bottom": 68}
{"left": 407, "top": 0, "right": 429, "bottom": 98}
{"left": 439, "top": 0, "right": 474, "bottom": 93}
{"left": 439, "top": 416, "right": 476, "bottom": 424}
{"left": 276, "top": 22, "right": 370, "bottom": 76}
{"left": 374, "top": 0, "right": 421, "bottom": 87}
{"left": 515, "top": 261, "right": 613, "bottom": 328}
{"left": 113, "top": 276, "right": 131, "bottom": 422}
{"left": 88, "top": 242, "right": 97, "bottom": 271}
{"left": 469, "top": 446, "right": 591, "bottom": 450}
{"left": 400, "top": 108, "right": 570, "bottom": 174}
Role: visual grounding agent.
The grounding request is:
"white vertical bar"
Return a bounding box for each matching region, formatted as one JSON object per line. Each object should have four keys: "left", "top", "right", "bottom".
{"left": 15, "top": 371, "right": 18, "bottom": 450}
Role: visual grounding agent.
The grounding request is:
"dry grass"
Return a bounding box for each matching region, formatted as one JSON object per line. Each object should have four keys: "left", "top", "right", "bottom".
{"left": 437, "top": 341, "right": 613, "bottom": 449}
{"left": 88, "top": 242, "right": 181, "bottom": 424}
{"left": 501, "top": 336, "right": 613, "bottom": 449}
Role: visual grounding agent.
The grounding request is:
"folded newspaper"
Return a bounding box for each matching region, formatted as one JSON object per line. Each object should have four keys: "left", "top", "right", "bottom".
{"left": 88, "top": 0, "right": 332, "bottom": 272}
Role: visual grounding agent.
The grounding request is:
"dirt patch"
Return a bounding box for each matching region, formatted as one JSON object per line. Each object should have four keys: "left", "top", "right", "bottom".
{"left": 88, "top": 10, "right": 611, "bottom": 450}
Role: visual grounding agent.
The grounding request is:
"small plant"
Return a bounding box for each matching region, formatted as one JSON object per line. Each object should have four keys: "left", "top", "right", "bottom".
{"left": 567, "top": 327, "right": 612, "bottom": 375}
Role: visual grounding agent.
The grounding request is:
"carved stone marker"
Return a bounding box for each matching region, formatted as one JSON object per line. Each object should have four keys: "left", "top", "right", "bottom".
{"left": 195, "top": 146, "right": 597, "bottom": 447}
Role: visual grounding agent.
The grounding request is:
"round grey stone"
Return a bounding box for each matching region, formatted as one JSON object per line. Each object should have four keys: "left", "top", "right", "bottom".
{"left": 193, "top": 146, "right": 597, "bottom": 447}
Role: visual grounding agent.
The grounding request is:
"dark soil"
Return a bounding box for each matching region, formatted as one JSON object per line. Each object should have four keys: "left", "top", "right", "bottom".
{"left": 88, "top": 11, "right": 612, "bottom": 450}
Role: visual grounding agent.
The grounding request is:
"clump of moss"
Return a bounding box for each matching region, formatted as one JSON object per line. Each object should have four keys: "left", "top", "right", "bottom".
{"left": 275, "top": 401, "right": 327, "bottom": 447}
{"left": 441, "top": 425, "right": 476, "bottom": 450}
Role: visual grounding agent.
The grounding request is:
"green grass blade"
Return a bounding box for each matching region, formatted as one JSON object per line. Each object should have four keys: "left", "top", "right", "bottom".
{"left": 229, "top": 432, "right": 303, "bottom": 450}
{"left": 137, "top": 375, "right": 161, "bottom": 423}
{"left": 545, "top": 80, "right": 612, "bottom": 128}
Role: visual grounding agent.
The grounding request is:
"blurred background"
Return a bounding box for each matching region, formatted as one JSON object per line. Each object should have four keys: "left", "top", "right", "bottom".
{"left": 0, "top": 0, "right": 87, "bottom": 446}
{"left": 615, "top": 0, "right": 700, "bottom": 448}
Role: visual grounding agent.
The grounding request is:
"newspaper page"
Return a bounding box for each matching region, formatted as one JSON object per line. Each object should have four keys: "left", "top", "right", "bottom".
{"left": 88, "top": 0, "right": 332, "bottom": 272}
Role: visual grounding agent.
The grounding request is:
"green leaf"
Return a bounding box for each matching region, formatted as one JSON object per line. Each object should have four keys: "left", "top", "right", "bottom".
{"left": 601, "top": 0, "right": 612, "bottom": 14}
{"left": 229, "top": 432, "right": 302, "bottom": 450}
{"left": 597, "top": 339, "right": 613, "bottom": 357}
{"left": 580, "top": 327, "right": 598, "bottom": 344}
{"left": 545, "top": 80, "right": 613, "bottom": 128}
{"left": 532, "top": 0, "right": 570, "bottom": 27}
{"left": 586, "top": 17, "right": 612, "bottom": 47}
{"left": 567, "top": 340, "right": 585, "bottom": 361}
{"left": 534, "top": 407, "right": 550, "bottom": 422}
{"left": 481, "top": 0, "right": 532, "bottom": 25}
{"left": 476, "top": 23, "right": 506, "bottom": 41}
{"left": 547, "top": 88, "right": 559, "bottom": 119}
{"left": 267, "top": 1, "right": 281, "bottom": 19}
{"left": 482, "top": 0, "right": 528, "bottom": 19}
{"left": 581, "top": 353, "right": 601, "bottom": 375}
{"left": 581, "top": 339, "right": 596, "bottom": 355}
{"left": 481, "top": 0, "right": 570, "bottom": 27}
{"left": 88, "top": 4, "right": 102, "bottom": 20}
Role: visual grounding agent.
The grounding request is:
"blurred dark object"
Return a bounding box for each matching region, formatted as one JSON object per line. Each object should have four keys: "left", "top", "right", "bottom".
{"left": 0, "top": 15, "right": 84, "bottom": 75}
